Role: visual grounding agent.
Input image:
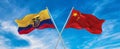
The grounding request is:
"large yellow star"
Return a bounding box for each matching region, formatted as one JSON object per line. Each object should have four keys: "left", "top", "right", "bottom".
{"left": 73, "top": 13, "right": 77, "bottom": 17}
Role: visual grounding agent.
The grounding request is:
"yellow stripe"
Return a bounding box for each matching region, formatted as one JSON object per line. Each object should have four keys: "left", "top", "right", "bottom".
{"left": 15, "top": 9, "right": 51, "bottom": 27}
{"left": 37, "top": 9, "right": 50, "bottom": 21}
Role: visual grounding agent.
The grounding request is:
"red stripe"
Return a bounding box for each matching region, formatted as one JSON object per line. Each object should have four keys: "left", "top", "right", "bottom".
{"left": 19, "top": 27, "right": 35, "bottom": 34}
{"left": 37, "top": 24, "right": 55, "bottom": 29}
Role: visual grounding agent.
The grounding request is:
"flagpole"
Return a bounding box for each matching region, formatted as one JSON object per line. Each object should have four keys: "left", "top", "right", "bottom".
{"left": 60, "top": 7, "right": 74, "bottom": 34}
{"left": 54, "top": 7, "right": 74, "bottom": 49}
{"left": 46, "top": 7, "right": 66, "bottom": 49}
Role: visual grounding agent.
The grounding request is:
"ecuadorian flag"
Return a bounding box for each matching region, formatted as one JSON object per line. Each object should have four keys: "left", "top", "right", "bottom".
{"left": 15, "top": 9, "right": 55, "bottom": 34}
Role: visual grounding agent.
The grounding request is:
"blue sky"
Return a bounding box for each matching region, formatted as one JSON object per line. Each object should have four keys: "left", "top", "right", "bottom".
{"left": 0, "top": 0, "right": 120, "bottom": 49}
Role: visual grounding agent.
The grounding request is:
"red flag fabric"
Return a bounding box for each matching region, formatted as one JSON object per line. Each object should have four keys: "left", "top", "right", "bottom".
{"left": 65, "top": 9, "right": 105, "bottom": 34}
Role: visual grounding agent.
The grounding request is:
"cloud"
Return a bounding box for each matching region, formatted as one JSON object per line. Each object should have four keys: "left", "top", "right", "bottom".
{"left": 0, "top": 36, "right": 11, "bottom": 49}
{"left": 81, "top": 20, "right": 120, "bottom": 49}
{"left": 0, "top": 21, "right": 18, "bottom": 34}
{"left": 0, "top": 20, "right": 65, "bottom": 49}
{"left": 0, "top": 0, "right": 30, "bottom": 20}
{"left": 93, "top": 0, "right": 115, "bottom": 15}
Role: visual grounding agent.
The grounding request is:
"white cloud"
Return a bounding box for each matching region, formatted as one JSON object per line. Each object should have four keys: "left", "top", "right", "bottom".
{"left": 0, "top": 36, "right": 11, "bottom": 49}
{"left": 16, "top": 35, "right": 57, "bottom": 49}
{"left": 0, "top": 0, "right": 30, "bottom": 20}
{"left": 81, "top": 20, "right": 120, "bottom": 49}
{"left": 0, "top": 21, "right": 18, "bottom": 34}
{"left": 0, "top": 21, "right": 65, "bottom": 49}
{"left": 93, "top": 0, "right": 114, "bottom": 14}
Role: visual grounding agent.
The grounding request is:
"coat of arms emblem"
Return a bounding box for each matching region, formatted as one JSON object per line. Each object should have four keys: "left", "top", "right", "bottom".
{"left": 32, "top": 17, "right": 40, "bottom": 28}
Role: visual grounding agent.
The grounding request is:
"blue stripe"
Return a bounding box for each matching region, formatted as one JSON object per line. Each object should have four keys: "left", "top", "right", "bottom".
{"left": 38, "top": 19, "right": 53, "bottom": 27}
{"left": 18, "top": 25, "right": 33, "bottom": 32}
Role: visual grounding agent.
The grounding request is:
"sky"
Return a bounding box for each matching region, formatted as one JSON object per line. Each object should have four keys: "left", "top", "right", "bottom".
{"left": 0, "top": 0, "right": 120, "bottom": 49}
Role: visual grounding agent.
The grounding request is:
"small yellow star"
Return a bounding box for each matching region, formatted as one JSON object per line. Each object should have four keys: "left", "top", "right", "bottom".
{"left": 73, "top": 13, "right": 77, "bottom": 17}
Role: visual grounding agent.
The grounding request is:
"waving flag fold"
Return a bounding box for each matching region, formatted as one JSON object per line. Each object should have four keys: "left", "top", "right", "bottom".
{"left": 65, "top": 9, "right": 105, "bottom": 34}
{"left": 15, "top": 9, "right": 55, "bottom": 34}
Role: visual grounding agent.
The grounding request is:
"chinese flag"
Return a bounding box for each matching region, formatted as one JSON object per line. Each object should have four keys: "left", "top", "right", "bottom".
{"left": 65, "top": 9, "right": 105, "bottom": 34}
